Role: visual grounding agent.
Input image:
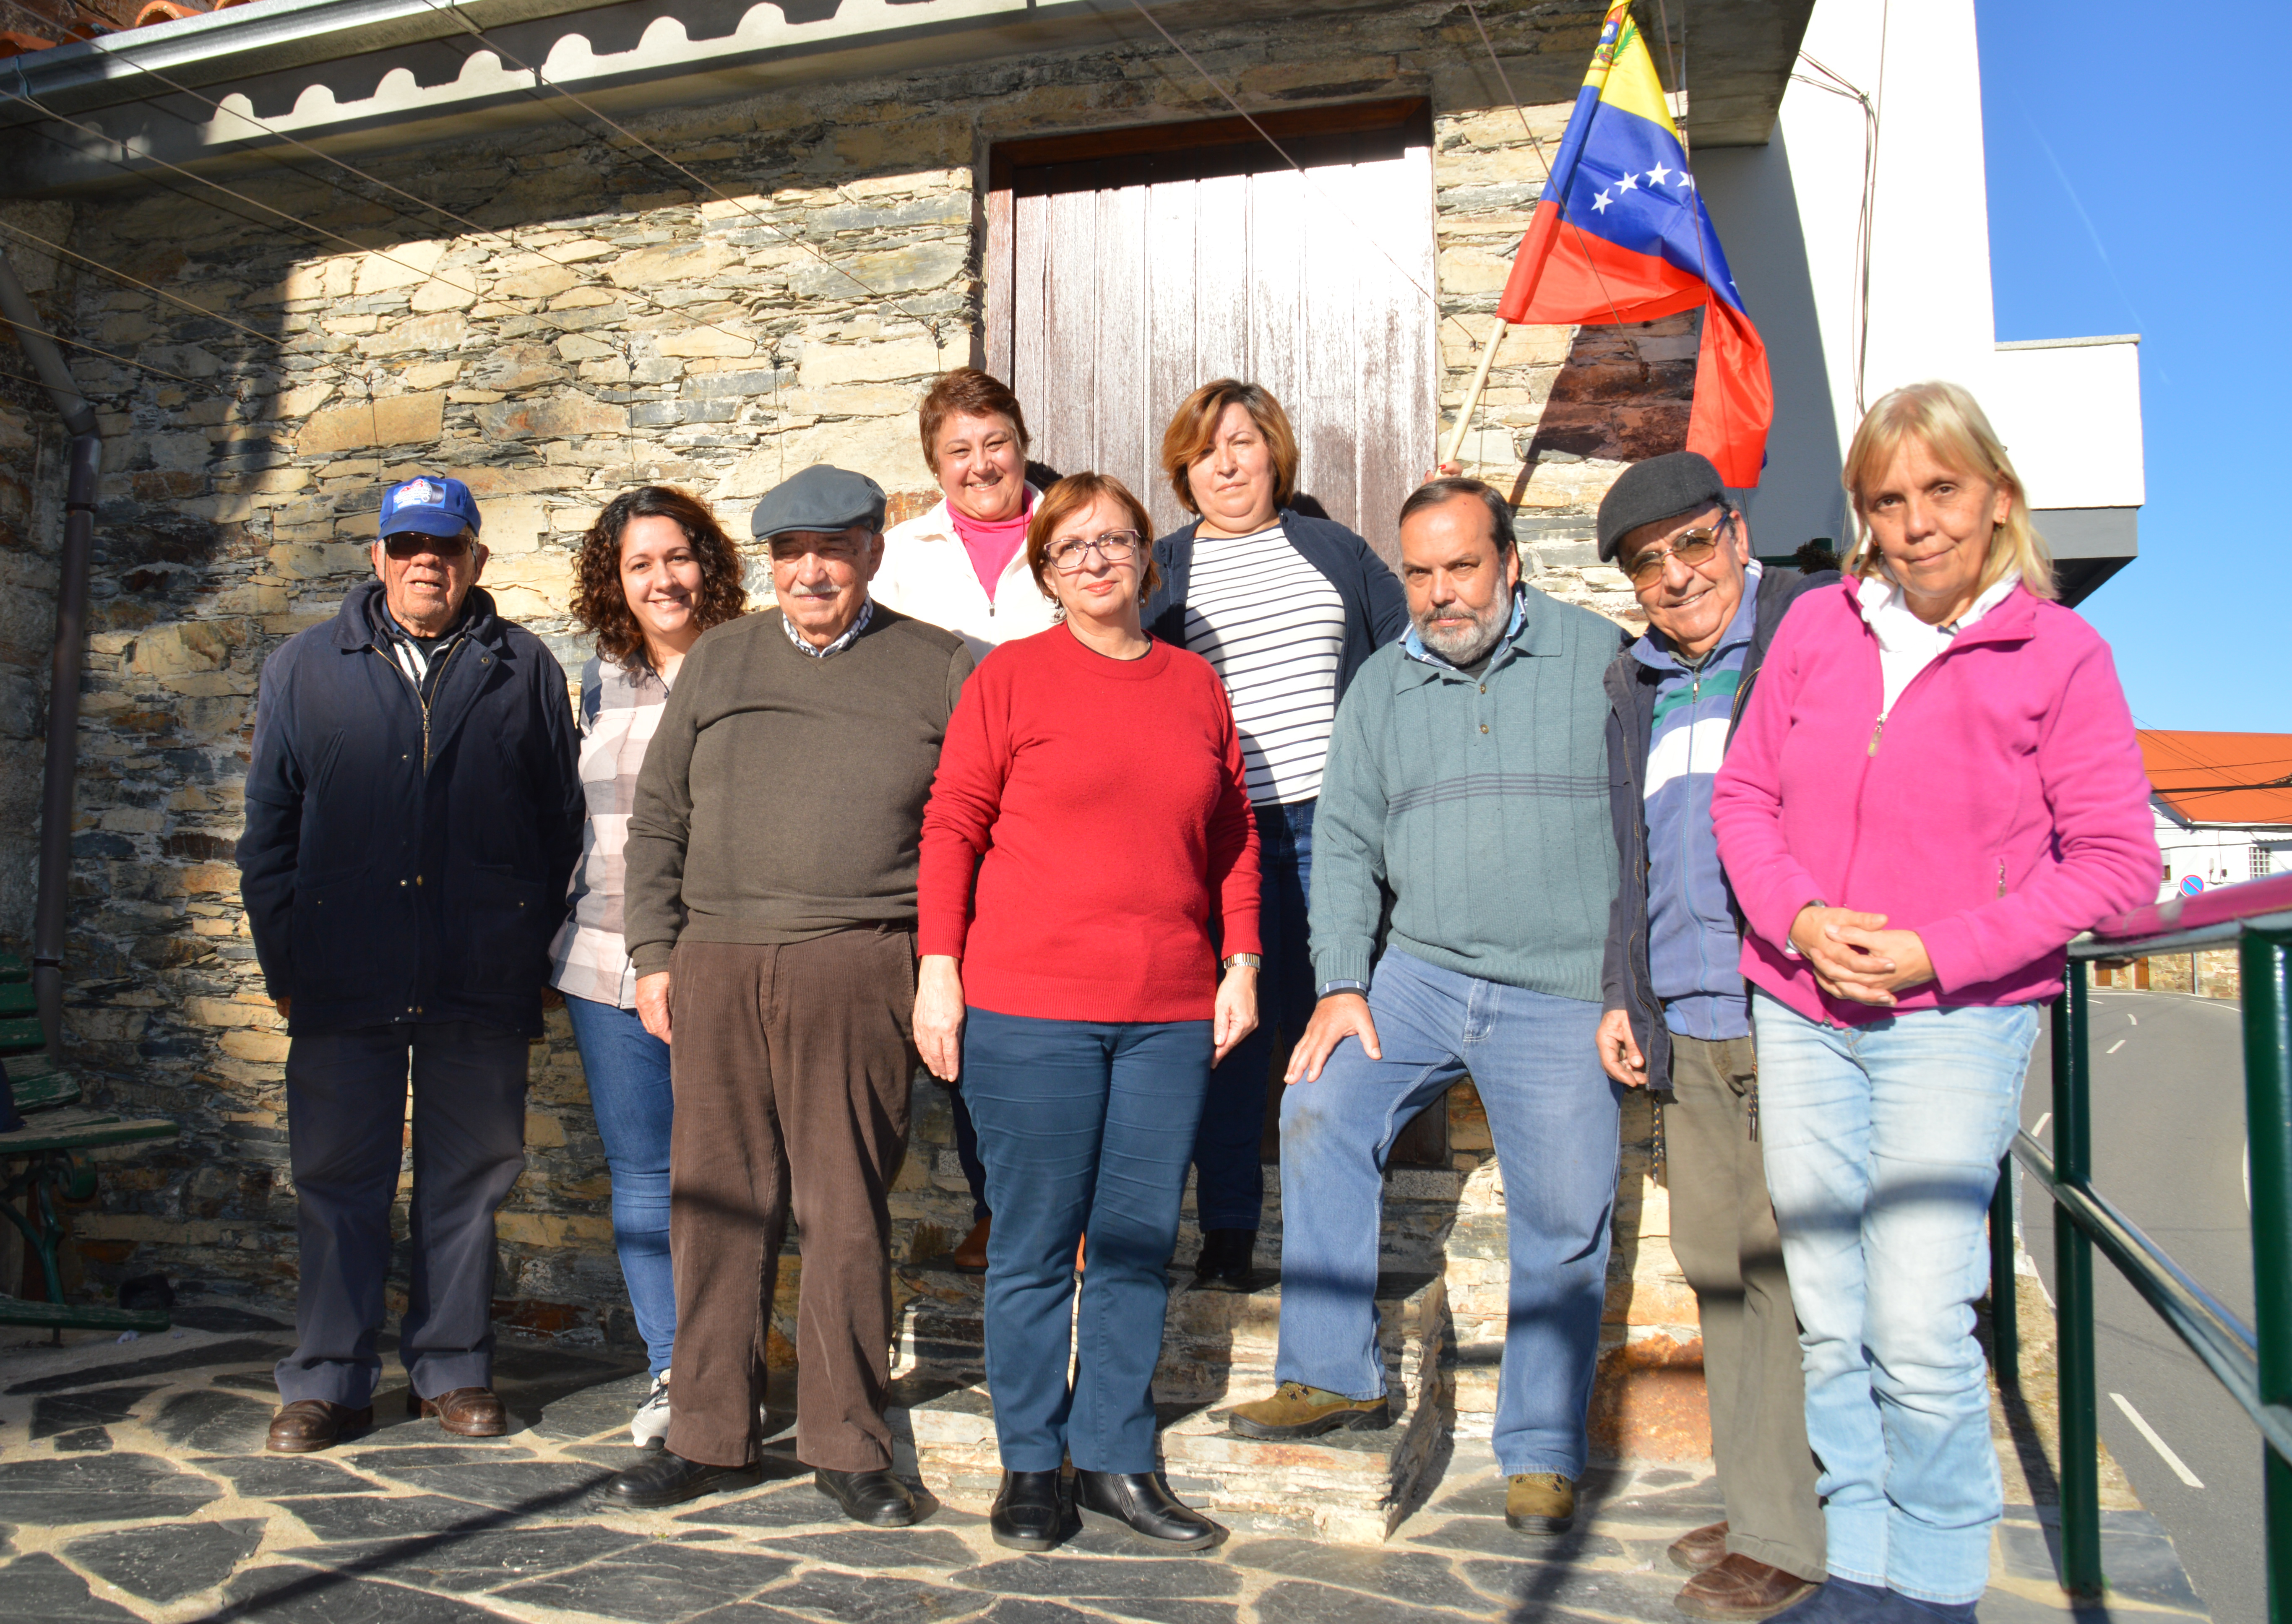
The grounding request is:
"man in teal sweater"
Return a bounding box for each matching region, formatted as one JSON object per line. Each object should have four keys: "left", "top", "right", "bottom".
{"left": 1227, "top": 477, "right": 1625, "bottom": 1538}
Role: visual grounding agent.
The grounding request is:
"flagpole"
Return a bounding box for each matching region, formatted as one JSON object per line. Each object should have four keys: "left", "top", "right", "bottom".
{"left": 1440, "top": 319, "right": 1507, "bottom": 474}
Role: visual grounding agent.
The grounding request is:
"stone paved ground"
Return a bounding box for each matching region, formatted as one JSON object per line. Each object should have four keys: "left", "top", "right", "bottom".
{"left": 0, "top": 1300, "right": 2214, "bottom": 1623}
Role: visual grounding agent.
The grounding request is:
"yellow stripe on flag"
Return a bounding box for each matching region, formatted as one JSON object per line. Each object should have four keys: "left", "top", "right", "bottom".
{"left": 1591, "top": 10, "right": 1678, "bottom": 138}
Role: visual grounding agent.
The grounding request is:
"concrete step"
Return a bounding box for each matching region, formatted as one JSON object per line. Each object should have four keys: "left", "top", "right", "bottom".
{"left": 888, "top": 1269, "right": 1454, "bottom": 1544}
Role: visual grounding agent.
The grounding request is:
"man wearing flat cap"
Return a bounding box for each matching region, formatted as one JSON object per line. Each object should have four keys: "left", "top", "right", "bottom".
{"left": 240, "top": 473, "right": 583, "bottom": 1455}
{"left": 1594, "top": 451, "right": 1836, "bottom": 1618}
{"left": 605, "top": 464, "right": 974, "bottom": 1518}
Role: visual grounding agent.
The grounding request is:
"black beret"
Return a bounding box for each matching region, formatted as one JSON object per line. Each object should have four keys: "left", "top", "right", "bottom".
{"left": 1596, "top": 451, "right": 1729, "bottom": 563}
{"left": 751, "top": 464, "right": 887, "bottom": 539}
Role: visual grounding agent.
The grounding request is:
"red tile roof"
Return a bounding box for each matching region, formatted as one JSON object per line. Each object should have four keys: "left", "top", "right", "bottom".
{"left": 2140, "top": 730, "right": 2292, "bottom": 828}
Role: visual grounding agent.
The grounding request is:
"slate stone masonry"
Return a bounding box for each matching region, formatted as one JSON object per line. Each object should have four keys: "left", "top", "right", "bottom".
{"left": 2, "top": 0, "right": 1698, "bottom": 1426}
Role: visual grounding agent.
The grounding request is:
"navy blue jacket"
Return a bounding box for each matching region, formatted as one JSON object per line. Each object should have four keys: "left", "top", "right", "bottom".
{"left": 238, "top": 580, "right": 583, "bottom": 1038}
{"left": 1144, "top": 508, "right": 1410, "bottom": 718}
{"left": 1601, "top": 565, "right": 1837, "bottom": 1091}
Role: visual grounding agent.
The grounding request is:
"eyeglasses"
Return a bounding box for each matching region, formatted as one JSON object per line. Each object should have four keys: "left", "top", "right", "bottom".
{"left": 1047, "top": 531, "right": 1142, "bottom": 573}
{"left": 1622, "top": 518, "right": 1732, "bottom": 589}
{"left": 383, "top": 533, "right": 475, "bottom": 561}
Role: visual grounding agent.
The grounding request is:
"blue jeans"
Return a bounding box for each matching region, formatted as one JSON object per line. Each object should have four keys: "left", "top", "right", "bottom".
{"left": 1753, "top": 989, "right": 2039, "bottom": 1605}
{"left": 1192, "top": 798, "right": 1315, "bottom": 1232}
{"left": 1276, "top": 950, "right": 1618, "bottom": 1477}
{"left": 962, "top": 1007, "right": 1211, "bottom": 1473}
{"left": 564, "top": 993, "right": 677, "bottom": 1377}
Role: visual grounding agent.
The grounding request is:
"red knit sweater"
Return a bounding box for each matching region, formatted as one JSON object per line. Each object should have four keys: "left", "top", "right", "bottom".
{"left": 919, "top": 626, "right": 1261, "bottom": 1023}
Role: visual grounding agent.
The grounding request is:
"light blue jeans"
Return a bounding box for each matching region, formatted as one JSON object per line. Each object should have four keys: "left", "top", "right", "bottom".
{"left": 563, "top": 992, "right": 676, "bottom": 1377}
{"left": 1275, "top": 950, "right": 1617, "bottom": 1477}
{"left": 1753, "top": 989, "right": 2039, "bottom": 1606}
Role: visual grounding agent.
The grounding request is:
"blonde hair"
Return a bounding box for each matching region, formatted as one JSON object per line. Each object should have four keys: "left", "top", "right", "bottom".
{"left": 1841, "top": 380, "right": 2056, "bottom": 601}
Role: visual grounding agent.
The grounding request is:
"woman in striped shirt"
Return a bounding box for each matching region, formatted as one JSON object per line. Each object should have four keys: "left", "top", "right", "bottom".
{"left": 549, "top": 486, "right": 748, "bottom": 1445}
{"left": 1144, "top": 381, "right": 1410, "bottom": 1288}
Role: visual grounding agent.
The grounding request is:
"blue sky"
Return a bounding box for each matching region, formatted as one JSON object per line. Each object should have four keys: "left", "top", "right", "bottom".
{"left": 1976, "top": 2, "right": 2284, "bottom": 732}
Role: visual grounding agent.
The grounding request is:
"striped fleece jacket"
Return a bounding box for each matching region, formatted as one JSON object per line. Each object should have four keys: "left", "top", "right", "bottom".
{"left": 1309, "top": 583, "right": 1626, "bottom": 1000}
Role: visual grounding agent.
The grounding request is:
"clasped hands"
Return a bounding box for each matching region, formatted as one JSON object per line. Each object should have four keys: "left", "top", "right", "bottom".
{"left": 1787, "top": 905, "right": 1933, "bottom": 1007}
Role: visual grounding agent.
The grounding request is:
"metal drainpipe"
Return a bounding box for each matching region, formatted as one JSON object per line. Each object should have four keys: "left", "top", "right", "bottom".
{"left": 0, "top": 249, "right": 104, "bottom": 1058}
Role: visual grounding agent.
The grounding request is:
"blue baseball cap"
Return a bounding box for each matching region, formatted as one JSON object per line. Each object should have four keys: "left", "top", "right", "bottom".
{"left": 379, "top": 474, "right": 482, "bottom": 539}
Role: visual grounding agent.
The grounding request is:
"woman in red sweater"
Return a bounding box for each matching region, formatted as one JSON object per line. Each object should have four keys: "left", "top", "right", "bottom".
{"left": 916, "top": 472, "right": 1261, "bottom": 1555}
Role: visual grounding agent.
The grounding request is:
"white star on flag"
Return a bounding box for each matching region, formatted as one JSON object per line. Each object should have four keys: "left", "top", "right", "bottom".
{"left": 1646, "top": 161, "right": 1672, "bottom": 186}
{"left": 1677, "top": 170, "right": 1695, "bottom": 190}
{"left": 1617, "top": 171, "right": 1639, "bottom": 190}
{"left": 1591, "top": 189, "right": 1614, "bottom": 212}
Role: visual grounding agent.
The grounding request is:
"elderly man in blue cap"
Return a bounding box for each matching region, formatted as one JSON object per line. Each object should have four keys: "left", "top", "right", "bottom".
{"left": 605, "top": 465, "right": 973, "bottom": 1520}
{"left": 240, "top": 474, "right": 583, "bottom": 1455}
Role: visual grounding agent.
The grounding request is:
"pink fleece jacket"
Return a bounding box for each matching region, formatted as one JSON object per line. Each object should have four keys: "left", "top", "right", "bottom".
{"left": 1711, "top": 580, "right": 2159, "bottom": 1027}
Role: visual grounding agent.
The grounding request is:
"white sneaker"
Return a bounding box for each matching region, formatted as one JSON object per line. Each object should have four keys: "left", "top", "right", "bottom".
{"left": 631, "top": 1370, "right": 672, "bottom": 1449}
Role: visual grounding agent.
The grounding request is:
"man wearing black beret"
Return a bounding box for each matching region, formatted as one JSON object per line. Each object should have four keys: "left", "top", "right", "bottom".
{"left": 604, "top": 464, "right": 974, "bottom": 1520}
{"left": 1594, "top": 451, "right": 1837, "bottom": 1618}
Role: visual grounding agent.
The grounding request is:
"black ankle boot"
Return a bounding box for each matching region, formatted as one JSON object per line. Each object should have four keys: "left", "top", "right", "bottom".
{"left": 1191, "top": 1228, "right": 1256, "bottom": 1291}
{"left": 1071, "top": 1468, "right": 1224, "bottom": 1550}
{"left": 990, "top": 1468, "right": 1068, "bottom": 1551}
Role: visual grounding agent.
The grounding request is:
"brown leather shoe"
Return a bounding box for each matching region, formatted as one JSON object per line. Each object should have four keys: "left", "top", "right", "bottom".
{"left": 1669, "top": 1519, "right": 1732, "bottom": 1573}
{"left": 266, "top": 1399, "right": 372, "bottom": 1454}
{"left": 1674, "top": 1554, "right": 1821, "bottom": 1621}
{"left": 950, "top": 1215, "right": 991, "bottom": 1273}
{"left": 407, "top": 1386, "right": 508, "bottom": 1437}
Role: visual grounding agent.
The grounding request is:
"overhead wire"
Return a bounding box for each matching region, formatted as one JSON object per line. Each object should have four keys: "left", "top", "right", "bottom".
{"left": 0, "top": 305, "right": 225, "bottom": 391}
{"left": 1120, "top": 0, "right": 1478, "bottom": 351}
{"left": 0, "top": 215, "right": 297, "bottom": 353}
{"left": 1791, "top": 50, "right": 1879, "bottom": 416}
{"left": 101, "top": 51, "right": 770, "bottom": 357}
{"left": 401, "top": 0, "right": 956, "bottom": 362}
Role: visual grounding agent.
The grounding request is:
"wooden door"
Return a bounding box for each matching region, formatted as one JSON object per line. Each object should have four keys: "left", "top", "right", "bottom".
{"left": 984, "top": 102, "right": 1439, "bottom": 560}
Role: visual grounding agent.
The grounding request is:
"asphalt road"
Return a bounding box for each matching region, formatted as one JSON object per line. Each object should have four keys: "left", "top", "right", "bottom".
{"left": 2019, "top": 988, "right": 2264, "bottom": 1624}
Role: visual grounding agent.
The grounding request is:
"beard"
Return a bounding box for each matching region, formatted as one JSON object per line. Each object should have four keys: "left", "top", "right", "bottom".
{"left": 1413, "top": 593, "right": 1511, "bottom": 666}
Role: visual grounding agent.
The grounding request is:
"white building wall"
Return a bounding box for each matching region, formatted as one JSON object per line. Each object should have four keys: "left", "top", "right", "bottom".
{"left": 1695, "top": 0, "right": 2142, "bottom": 553}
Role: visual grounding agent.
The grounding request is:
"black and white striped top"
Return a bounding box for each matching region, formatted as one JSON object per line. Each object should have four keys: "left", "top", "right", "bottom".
{"left": 1181, "top": 524, "right": 1347, "bottom": 806}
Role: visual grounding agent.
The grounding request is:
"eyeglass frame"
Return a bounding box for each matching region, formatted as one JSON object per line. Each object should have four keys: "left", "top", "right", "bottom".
{"left": 1046, "top": 529, "right": 1144, "bottom": 574}
{"left": 1621, "top": 513, "right": 1737, "bottom": 590}
{"left": 380, "top": 530, "right": 481, "bottom": 562}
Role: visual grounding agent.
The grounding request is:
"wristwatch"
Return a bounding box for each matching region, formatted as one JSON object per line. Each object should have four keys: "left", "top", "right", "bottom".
{"left": 1221, "top": 953, "right": 1262, "bottom": 971}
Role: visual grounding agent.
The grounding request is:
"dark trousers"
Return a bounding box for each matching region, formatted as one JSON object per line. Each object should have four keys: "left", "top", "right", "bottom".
{"left": 1190, "top": 797, "right": 1315, "bottom": 1231}
{"left": 664, "top": 931, "right": 915, "bottom": 1472}
{"left": 1667, "top": 1032, "right": 1827, "bottom": 1582}
{"left": 963, "top": 1007, "right": 1211, "bottom": 1474}
{"left": 276, "top": 1021, "right": 531, "bottom": 1408}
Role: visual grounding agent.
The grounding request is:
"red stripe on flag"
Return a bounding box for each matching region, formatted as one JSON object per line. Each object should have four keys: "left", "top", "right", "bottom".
{"left": 1495, "top": 203, "right": 1771, "bottom": 486}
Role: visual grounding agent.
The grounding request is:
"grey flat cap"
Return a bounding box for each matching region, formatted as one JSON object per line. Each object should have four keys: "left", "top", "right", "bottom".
{"left": 751, "top": 464, "right": 887, "bottom": 539}
{"left": 1596, "top": 451, "right": 1729, "bottom": 562}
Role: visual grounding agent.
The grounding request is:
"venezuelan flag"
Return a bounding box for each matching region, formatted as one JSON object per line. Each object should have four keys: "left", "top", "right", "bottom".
{"left": 1496, "top": 1, "right": 1772, "bottom": 487}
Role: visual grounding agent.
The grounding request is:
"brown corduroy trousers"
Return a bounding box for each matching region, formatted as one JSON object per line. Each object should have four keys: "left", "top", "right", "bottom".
{"left": 662, "top": 929, "right": 917, "bottom": 1471}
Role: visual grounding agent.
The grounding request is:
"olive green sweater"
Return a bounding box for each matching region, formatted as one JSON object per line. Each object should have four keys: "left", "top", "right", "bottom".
{"left": 623, "top": 604, "right": 973, "bottom": 972}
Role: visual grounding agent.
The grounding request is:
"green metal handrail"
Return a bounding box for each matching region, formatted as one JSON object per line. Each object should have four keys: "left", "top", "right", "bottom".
{"left": 1988, "top": 871, "right": 2292, "bottom": 1613}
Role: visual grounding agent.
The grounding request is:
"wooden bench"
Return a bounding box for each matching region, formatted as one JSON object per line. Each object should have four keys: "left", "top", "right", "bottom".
{"left": 0, "top": 955, "right": 181, "bottom": 1333}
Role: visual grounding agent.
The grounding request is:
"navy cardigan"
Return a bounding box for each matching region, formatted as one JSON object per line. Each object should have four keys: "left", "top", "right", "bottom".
{"left": 1143, "top": 508, "right": 1410, "bottom": 718}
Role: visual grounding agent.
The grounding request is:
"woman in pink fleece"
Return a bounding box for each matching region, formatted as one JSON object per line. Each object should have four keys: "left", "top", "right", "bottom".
{"left": 1711, "top": 382, "right": 2158, "bottom": 1621}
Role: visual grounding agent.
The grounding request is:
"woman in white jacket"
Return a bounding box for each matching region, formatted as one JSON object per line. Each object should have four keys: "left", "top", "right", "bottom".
{"left": 875, "top": 367, "right": 1058, "bottom": 1268}
{"left": 876, "top": 368, "right": 1060, "bottom": 662}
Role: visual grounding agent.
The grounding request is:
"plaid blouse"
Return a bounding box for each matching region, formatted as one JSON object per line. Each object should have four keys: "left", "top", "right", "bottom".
{"left": 547, "top": 655, "right": 672, "bottom": 1009}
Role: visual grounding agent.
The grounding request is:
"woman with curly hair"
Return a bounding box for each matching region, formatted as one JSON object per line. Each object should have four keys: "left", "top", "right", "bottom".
{"left": 548, "top": 485, "right": 747, "bottom": 1447}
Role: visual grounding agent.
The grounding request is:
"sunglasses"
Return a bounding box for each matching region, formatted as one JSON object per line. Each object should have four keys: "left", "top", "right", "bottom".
{"left": 1622, "top": 517, "right": 1732, "bottom": 589}
{"left": 382, "top": 533, "right": 476, "bottom": 561}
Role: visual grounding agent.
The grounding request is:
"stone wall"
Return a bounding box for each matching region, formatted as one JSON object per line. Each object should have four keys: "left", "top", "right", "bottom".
{"left": 18, "top": 0, "right": 1698, "bottom": 1431}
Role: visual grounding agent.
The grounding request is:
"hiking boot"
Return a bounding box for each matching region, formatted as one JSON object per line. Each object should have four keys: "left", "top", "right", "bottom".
{"left": 1227, "top": 1381, "right": 1390, "bottom": 1440}
{"left": 1669, "top": 1520, "right": 1731, "bottom": 1573}
{"left": 1505, "top": 1472, "right": 1575, "bottom": 1533}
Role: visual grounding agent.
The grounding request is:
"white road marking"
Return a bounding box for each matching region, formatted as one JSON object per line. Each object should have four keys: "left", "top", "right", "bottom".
{"left": 2110, "top": 1392, "right": 2205, "bottom": 1488}
{"left": 2127, "top": 1014, "right": 2138, "bottom": 1025}
{"left": 2032, "top": 1112, "right": 2052, "bottom": 1138}
{"left": 2107, "top": 1038, "right": 2128, "bottom": 1054}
